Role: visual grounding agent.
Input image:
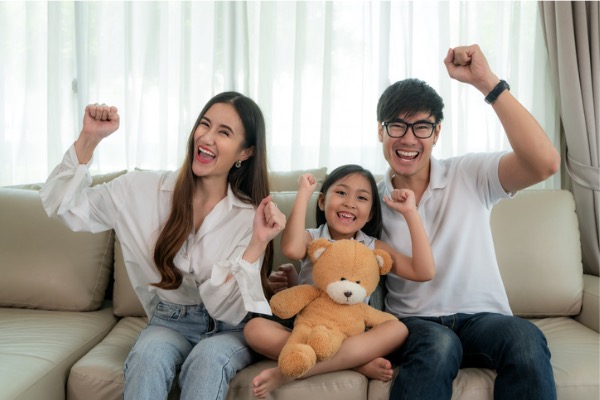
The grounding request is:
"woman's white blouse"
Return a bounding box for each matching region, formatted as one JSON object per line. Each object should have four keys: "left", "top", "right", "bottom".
{"left": 39, "top": 145, "right": 271, "bottom": 325}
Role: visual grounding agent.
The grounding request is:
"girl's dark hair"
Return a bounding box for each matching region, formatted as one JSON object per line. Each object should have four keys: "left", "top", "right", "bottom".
{"left": 152, "top": 91, "right": 274, "bottom": 296}
{"left": 376, "top": 78, "right": 445, "bottom": 124}
{"left": 316, "top": 164, "right": 383, "bottom": 239}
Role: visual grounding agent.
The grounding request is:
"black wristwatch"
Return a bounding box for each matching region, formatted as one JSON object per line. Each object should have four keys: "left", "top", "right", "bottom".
{"left": 484, "top": 80, "right": 510, "bottom": 104}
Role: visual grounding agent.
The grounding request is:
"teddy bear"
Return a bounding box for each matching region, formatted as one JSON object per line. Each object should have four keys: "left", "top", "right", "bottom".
{"left": 269, "top": 237, "right": 398, "bottom": 378}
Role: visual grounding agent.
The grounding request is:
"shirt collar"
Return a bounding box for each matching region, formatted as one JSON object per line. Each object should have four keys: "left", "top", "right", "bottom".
{"left": 225, "top": 185, "right": 255, "bottom": 210}
{"left": 429, "top": 156, "right": 449, "bottom": 190}
{"left": 160, "top": 170, "right": 253, "bottom": 210}
{"left": 383, "top": 156, "right": 449, "bottom": 193}
{"left": 318, "top": 223, "right": 369, "bottom": 244}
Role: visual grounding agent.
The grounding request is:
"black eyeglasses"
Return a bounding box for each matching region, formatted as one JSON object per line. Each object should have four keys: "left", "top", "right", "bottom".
{"left": 382, "top": 119, "right": 437, "bottom": 139}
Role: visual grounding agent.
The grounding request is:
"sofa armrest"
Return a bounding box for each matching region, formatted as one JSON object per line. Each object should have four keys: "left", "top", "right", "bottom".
{"left": 574, "top": 274, "right": 599, "bottom": 333}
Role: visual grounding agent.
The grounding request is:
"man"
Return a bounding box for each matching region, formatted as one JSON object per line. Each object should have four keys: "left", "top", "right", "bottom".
{"left": 377, "top": 44, "right": 560, "bottom": 399}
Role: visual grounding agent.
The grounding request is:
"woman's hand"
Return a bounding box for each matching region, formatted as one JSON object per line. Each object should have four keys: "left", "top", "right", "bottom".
{"left": 244, "top": 196, "right": 287, "bottom": 264}
{"left": 255, "top": 195, "right": 286, "bottom": 244}
{"left": 75, "top": 103, "right": 120, "bottom": 164}
{"left": 83, "top": 103, "right": 120, "bottom": 139}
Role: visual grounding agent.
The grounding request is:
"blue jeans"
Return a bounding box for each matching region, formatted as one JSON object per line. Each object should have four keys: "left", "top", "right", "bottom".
{"left": 124, "top": 300, "right": 253, "bottom": 400}
{"left": 389, "top": 313, "right": 556, "bottom": 400}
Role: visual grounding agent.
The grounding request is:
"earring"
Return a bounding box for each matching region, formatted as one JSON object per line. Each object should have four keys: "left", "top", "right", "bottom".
{"left": 235, "top": 160, "right": 242, "bottom": 168}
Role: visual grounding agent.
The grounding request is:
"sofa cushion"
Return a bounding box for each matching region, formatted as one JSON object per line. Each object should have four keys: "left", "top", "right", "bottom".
{"left": 67, "top": 317, "right": 147, "bottom": 400}
{"left": 0, "top": 188, "right": 114, "bottom": 311}
{"left": 228, "top": 360, "right": 369, "bottom": 400}
{"left": 269, "top": 167, "right": 327, "bottom": 192}
{"left": 0, "top": 306, "right": 117, "bottom": 400}
{"left": 112, "top": 237, "right": 146, "bottom": 317}
{"left": 368, "top": 367, "right": 497, "bottom": 400}
{"left": 67, "top": 316, "right": 182, "bottom": 400}
{"left": 534, "top": 317, "right": 600, "bottom": 399}
{"left": 575, "top": 274, "right": 600, "bottom": 332}
{"left": 367, "top": 317, "right": 600, "bottom": 400}
{"left": 491, "top": 190, "right": 583, "bottom": 317}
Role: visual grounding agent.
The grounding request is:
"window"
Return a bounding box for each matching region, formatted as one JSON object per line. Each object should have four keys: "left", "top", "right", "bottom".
{"left": 0, "top": 1, "right": 559, "bottom": 189}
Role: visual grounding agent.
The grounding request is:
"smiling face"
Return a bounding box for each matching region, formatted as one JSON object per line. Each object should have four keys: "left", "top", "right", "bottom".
{"left": 318, "top": 173, "right": 374, "bottom": 240}
{"left": 191, "top": 102, "right": 254, "bottom": 181}
{"left": 378, "top": 111, "right": 440, "bottom": 182}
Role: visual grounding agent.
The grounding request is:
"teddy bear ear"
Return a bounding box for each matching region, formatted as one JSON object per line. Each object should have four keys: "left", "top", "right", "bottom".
{"left": 308, "top": 238, "right": 332, "bottom": 263}
{"left": 373, "top": 249, "right": 393, "bottom": 275}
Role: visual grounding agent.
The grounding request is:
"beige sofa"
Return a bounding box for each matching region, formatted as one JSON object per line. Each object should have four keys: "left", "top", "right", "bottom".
{"left": 0, "top": 168, "right": 598, "bottom": 400}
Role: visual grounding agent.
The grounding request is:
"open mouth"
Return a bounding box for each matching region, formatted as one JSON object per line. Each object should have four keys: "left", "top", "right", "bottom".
{"left": 396, "top": 149, "right": 419, "bottom": 161}
{"left": 197, "top": 146, "right": 216, "bottom": 161}
{"left": 337, "top": 212, "right": 356, "bottom": 222}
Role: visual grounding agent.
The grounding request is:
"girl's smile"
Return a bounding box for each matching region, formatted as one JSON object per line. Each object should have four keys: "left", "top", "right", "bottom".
{"left": 319, "top": 173, "right": 374, "bottom": 240}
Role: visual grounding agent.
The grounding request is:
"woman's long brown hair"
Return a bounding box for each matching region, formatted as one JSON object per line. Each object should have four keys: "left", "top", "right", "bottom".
{"left": 151, "top": 92, "right": 274, "bottom": 298}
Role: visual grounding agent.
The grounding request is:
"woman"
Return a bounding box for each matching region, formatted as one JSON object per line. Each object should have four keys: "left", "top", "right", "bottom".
{"left": 40, "top": 92, "right": 286, "bottom": 400}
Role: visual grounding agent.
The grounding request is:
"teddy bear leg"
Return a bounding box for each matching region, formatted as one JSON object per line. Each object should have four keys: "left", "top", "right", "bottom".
{"left": 308, "top": 326, "right": 346, "bottom": 361}
{"left": 278, "top": 325, "right": 317, "bottom": 378}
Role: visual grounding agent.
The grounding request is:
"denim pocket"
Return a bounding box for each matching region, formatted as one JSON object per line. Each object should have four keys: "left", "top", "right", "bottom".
{"left": 153, "top": 301, "right": 182, "bottom": 321}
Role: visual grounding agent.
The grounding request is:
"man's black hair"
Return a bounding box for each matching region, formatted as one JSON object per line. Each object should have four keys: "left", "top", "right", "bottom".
{"left": 377, "top": 78, "right": 445, "bottom": 124}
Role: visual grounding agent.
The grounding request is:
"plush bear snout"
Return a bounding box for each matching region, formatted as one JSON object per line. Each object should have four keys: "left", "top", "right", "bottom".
{"left": 326, "top": 280, "right": 367, "bottom": 305}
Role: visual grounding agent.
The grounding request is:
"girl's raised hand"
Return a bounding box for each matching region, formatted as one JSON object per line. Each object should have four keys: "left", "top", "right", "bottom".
{"left": 383, "top": 188, "right": 418, "bottom": 216}
{"left": 297, "top": 173, "right": 318, "bottom": 194}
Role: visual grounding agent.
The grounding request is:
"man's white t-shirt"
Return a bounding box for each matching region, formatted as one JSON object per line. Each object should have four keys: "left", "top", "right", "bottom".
{"left": 378, "top": 152, "right": 513, "bottom": 319}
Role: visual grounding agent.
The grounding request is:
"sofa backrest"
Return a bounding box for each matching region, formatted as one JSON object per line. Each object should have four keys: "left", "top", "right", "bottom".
{"left": 112, "top": 236, "right": 146, "bottom": 317}
{"left": 269, "top": 168, "right": 328, "bottom": 192}
{"left": 1, "top": 171, "right": 582, "bottom": 320}
{"left": 269, "top": 191, "right": 320, "bottom": 269}
{"left": 491, "top": 190, "right": 583, "bottom": 317}
{"left": 111, "top": 186, "right": 584, "bottom": 319}
{"left": 0, "top": 188, "right": 114, "bottom": 311}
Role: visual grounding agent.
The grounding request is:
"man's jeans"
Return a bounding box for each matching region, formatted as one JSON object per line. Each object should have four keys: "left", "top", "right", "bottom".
{"left": 124, "top": 300, "right": 252, "bottom": 400}
{"left": 390, "top": 313, "right": 556, "bottom": 400}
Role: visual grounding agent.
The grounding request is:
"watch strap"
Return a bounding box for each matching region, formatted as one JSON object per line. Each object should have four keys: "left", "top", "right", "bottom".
{"left": 485, "top": 80, "right": 510, "bottom": 104}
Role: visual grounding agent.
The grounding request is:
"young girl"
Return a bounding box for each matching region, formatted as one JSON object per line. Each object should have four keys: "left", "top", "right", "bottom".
{"left": 40, "top": 92, "right": 286, "bottom": 400}
{"left": 244, "top": 164, "right": 435, "bottom": 398}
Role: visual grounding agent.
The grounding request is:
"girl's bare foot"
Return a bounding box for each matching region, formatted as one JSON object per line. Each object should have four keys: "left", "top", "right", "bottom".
{"left": 354, "top": 357, "right": 394, "bottom": 381}
{"left": 252, "top": 366, "right": 295, "bottom": 398}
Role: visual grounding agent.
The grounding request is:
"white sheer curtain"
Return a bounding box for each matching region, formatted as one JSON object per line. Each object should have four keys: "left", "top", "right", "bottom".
{"left": 0, "top": 1, "right": 559, "bottom": 189}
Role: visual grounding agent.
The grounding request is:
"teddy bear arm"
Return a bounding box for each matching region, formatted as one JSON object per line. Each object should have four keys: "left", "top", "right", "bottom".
{"left": 364, "top": 307, "right": 398, "bottom": 329}
{"left": 270, "top": 285, "right": 321, "bottom": 319}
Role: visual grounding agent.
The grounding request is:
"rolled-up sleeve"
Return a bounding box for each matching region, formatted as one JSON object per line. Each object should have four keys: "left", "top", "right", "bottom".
{"left": 39, "top": 145, "right": 119, "bottom": 233}
{"left": 200, "top": 255, "right": 271, "bottom": 325}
